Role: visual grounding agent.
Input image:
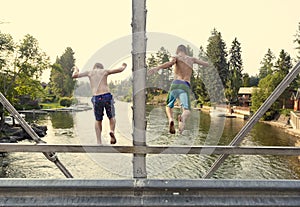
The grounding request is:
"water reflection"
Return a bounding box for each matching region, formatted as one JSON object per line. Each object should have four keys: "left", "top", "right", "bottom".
{"left": 50, "top": 112, "right": 74, "bottom": 129}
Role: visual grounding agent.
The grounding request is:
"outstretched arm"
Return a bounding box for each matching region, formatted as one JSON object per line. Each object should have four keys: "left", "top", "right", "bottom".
{"left": 148, "top": 57, "right": 176, "bottom": 75}
{"left": 106, "top": 63, "right": 127, "bottom": 75}
{"left": 192, "top": 57, "right": 209, "bottom": 67}
{"left": 72, "top": 66, "right": 89, "bottom": 78}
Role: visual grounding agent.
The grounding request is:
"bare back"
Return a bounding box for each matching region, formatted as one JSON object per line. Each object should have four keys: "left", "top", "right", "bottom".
{"left": 87, "top": 70, "right": 110, "bottom": 96}
{"left": 173, "top": 55, "right": 194, "bottom": 82}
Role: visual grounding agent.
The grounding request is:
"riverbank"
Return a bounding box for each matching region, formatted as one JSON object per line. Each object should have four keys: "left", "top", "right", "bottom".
{"left": 261, "top": 119, "right": 300, "bottom": 138}
{"left": 198, "top": 105, "right": 300, "bottom": 139}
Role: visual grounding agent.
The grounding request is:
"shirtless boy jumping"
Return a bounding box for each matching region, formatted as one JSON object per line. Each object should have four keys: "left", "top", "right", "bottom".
{"left": 72, "top": 62, "right": 127, "bottom": 144}
{"left": 148, "top": 45, "right": 209, "bottom": 134}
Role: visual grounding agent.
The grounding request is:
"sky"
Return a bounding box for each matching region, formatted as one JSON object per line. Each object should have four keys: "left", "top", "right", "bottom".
{"left": 1, "top": 0, "right": 300, "bottom": 83}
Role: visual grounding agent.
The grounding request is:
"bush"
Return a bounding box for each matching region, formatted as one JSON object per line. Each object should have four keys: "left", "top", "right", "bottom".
{"left": 280, "top": 108, "right": 292, "bottom": 117}
{"left": 59, "top": 97, "right": 72, "bottom": 107}
{"left": 15, "top": 100, "right": 41, "bottom": 110}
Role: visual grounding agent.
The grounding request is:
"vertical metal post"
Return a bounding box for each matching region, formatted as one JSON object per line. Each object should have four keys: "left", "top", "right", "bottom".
{"left": 131, "top": 0, "right": 147, "bottom": 178}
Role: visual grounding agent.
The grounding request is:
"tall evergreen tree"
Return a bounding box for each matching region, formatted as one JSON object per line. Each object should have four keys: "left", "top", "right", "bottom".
{"left": 192, "top": 46, "right": 209, "bottom": 104}
{"left": 206, "top": 28, "right": 229, "bottom": 87}
{"left": 226, "top": 38, "right": 243, "bottom": 103}
{"left": 205, "top": 29, "right": 228, "bottom": 104}
{"left": 156, "top": 47, "right": 171, "bottom": 92}
{"left": 294, "top": 22, "right": 300, "bottom": 60}
{"left": 274, "top": 49, "right": 292, "bottom": 76}
{"left": 258, "top": 49, "right": 275, "bottom": 79}
{"left": 274, "top": 49, "right": 293, "bottom": 109}
{"left": 292, "top": 23, "right": 300, "bottom": 89}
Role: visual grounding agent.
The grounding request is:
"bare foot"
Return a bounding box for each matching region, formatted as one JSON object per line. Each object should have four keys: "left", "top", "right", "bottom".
{"left": 178, "top": 115, "right": 185, "bottom": 134}
{"left": 169, "top": 121, "right": 175, "bottom": 134}
{"left": 109, "top": 132, "right": 117, "bottom": 144}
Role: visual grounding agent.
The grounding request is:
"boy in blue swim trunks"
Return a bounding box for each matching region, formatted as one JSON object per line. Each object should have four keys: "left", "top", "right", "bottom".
{"left": 72, "top": 62, "right": 127, "bottom": 144}
{"left": 148, "top": 45, "right": 209, "bottom": 134}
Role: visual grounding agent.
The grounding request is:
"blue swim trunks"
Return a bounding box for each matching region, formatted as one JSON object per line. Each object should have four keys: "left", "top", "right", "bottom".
{"left": 91, "top": 93, "right": 115, "bottom": 121}
{"left": 166, "top": 80, "right": 191, "bottom": 110}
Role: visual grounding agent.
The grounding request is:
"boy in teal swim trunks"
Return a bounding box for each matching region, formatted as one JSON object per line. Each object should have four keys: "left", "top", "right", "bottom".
{"left": 72, "top": 62, "right": 127, "bottom": 144}
{"left": 148, "top": 45, "right": 209, "bottom": 134}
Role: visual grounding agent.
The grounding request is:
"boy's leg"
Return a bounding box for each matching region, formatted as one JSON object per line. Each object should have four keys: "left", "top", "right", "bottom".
{"left": 105, "top": 97, "right": 117, "bottom": 144}
{"left": 178, "top": 109, "right": 190, "bottom": 134}
{"left": 166, "top": 106, "right": 175, "bottom": 134}
{"left": 109, "top": 117, "right": 116, "bottom": 144}
{"left": 95, "top": 120, "right": 102, "bottom": 144}
{"left": 166, "top": 90, "right": 177, "bottom": 134}
{"left": 178, "top": 92, "right": 191, "bottom": 134}
{"left": 92, "top": 96, "right": 104, "bottom": 144}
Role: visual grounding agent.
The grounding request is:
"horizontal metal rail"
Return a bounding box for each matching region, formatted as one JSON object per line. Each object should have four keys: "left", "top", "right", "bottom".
{"left": 1, "top": 144, "right": 300, "bottom": 155}
{"left": 0, "top": 179, "right": 299, "bottom": 206}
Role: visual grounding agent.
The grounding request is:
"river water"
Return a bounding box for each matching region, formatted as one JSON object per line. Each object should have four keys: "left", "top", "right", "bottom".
{"left": 1, "top": 100, "right": 300, "bottom": 179}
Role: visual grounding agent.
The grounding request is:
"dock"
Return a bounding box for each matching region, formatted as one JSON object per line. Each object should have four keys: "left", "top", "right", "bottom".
{"left": 18, "top": 104, "right": 92, "bottom": 114}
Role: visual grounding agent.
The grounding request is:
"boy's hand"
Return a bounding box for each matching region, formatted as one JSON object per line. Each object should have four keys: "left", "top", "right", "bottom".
{"left": 148, "top": 67, "right": 159, "bottom": 75}
{"left": 72, "top": 66, "right": 79, "bottom": 73}
{"left": 121, "top": 63, "right": 127, "bottom": 69}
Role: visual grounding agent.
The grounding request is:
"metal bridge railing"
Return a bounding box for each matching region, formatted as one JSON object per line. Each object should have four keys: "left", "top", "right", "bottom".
{"left": 0, "top": 179, "right": 299, "bottom": 207}
{"left": 0, "top": 143, "right": 300, "bottom": 155}
{"left": 0, "top": 143, "right": 300, "bottom": 206}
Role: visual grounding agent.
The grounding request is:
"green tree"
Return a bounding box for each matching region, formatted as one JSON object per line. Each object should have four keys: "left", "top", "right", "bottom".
{"left": 114, "top": 77, "right": 132, "bottom": 102}
{"left": 0, "top": 32, "right": 14, "bottom": 71}
{"left": 0, "top": 31, "right": 15, "bottom": 126}
{"left": 146, "top": 53, "right": 160, "bottom": 100}
{"left": 146, "top": 47, "right": 172, "bottom": 102}
{"left": 252, "top": 73, "right": 281, "bottom": 120}
{"left": 242, "top": 73, "right": 259, "bottom": 87}
{"left": 252, "top": 50, "right": 293, "bottom": 120}
{"left": 192, "top": 46, "right": 209, "bottom": 104}
{"left": 0, "top": 34, "right": 49, "bottom": 102}
{"left": 0, "top": 33, "right": 14, "bottom": 95}
{"left": 258, "top": 49, "right": 275, "bottom": 79}
{"left": 156, "top": 47, "right": 171, "bottom": 92}
{"left": 49, "top": 63, "right": 64, "bottom": 98}
{"left": 0, "top": 33, "right": 49, "bottom": 121}
{"left": 50, "top": 47, "right": 76, "bottom": 97}
{"left": 14, "top": 34, "right": 49, "bottom": 99}
{"left": 294, "top": 22, "right": 300, "bottom": 60}
{"left": 274, "top": 49, "right": 293, "bottom": 109}
{"left": 242, "top": 73, "right": 250, "bottom": 87}
{"left": 249, "top": 75, "right": 259, "bottom": 87}
{"left": 226, "top": 38, "right": 243, "bottom": 103}
{"left": 205, "top": 29, "right": 228, "bottom": 104}
{"left": 206, "top": 28, "right": 229, "bottom": 87}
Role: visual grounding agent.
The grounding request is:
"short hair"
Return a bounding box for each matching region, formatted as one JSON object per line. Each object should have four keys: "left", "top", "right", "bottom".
{"left": 176, "top": 45, "right": 187, "bottom": 55}
{"left": 93, "top": 62, "right": 104, "bottom": 69}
